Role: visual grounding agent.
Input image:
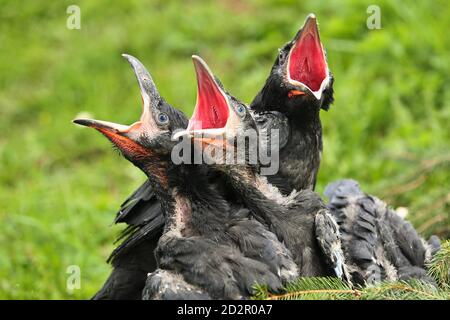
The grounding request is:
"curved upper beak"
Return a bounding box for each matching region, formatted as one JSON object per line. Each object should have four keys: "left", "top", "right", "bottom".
{"left": 122, "top": 54, "right": 161, "bottom": 127}
{"left": 122, "top": 54, "right": 161, "bottom": 115}
{"left": 73, "top": 54, "right": 161, "bottom": 156}
{"left": 73, "top": 54, "right": 152, "bottom": 133}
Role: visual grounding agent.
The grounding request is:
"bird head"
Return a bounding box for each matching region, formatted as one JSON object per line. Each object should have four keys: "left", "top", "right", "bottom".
{"left": 252, "top": 14, "right": 334, "bottom": 115}
{"left": 173, "top": 55, "right": 258, "bottom": 171}
{"left": 73, "top": 54, "right": 187, "bottom": 177}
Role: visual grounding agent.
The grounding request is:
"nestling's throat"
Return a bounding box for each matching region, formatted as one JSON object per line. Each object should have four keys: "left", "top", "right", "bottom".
{"left": 228, "top": 166, "right": 291, "bottom": 208}
{"left": 165, "top": 189, "right": 193, "bottom": 237}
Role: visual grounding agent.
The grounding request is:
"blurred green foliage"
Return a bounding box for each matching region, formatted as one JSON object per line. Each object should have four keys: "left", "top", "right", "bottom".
{"left": 0, "top": 0, "right": 448, "bottom": 299}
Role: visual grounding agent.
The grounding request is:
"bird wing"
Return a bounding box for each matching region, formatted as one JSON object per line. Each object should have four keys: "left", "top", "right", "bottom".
{"left": 385, "top": 205, "right": 441, "bottom": 266}
{"left": 253, "top": 111, "right": 292, "bottom": 193}
{"left": 314, "top": 208, "right": 351, "bottom": 283}
{"left": 253, "top": 110, "right": 290, "bottom": 151}
{"left": 227, "top": 214, "right": 299, "bottom": 283}
{"left": 92, "top": 266, "right": 148, "bottom": 300}
{"left": 108, "top": 179, "right": 164, "bottom": 263}
{"left": 157, "top": 236, "right": 283, "bottom": 299}
{"left": 326, "top": 179, "right": 385, "bottom": 285}
{"left": 143, "top": 269, "right": 211, "bottom": 300}
{"left": 108, "top": 211, "right": 164, "bottom": 264}
{"left": 114, "top": 179, "right": 160, "bottom": 225}
{"left": 325, "top": 179, "right": 440, "bottom": 285}
{"left": 93, "top": 221, "right": 161, "bottom": 299}
{"left": 92, "top": 204, "right": 164, "bottom": 299}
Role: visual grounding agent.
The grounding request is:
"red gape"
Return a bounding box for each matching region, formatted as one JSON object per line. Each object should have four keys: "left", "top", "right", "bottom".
{"left": 288, "top": 18, "right": 327, "bottom": 92}
{"left": 188, "top": 59, "right": 230, "bottom": 131}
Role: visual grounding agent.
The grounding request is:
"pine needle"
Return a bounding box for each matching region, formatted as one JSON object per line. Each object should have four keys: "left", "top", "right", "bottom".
{"left": 253, "top": 278, "right": 449, "bottom": 300}
{"left": 427, "top": 240, "right": 450, "bottom": 289}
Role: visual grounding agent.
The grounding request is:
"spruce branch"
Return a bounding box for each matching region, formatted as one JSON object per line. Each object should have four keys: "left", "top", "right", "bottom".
{"left": 252, "top": 277, "right": 450, "bottom": 300}
{"left": 361, "top": 280, "right": 449, "bottom": 300}
{"left": 427, "top": 240, "right": 450, "bottom": 289}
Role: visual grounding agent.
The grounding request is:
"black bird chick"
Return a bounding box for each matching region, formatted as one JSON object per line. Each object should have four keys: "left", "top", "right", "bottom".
{"left": 250, "top": 14, "right": 333, "bottom": 192}
{"left": 177, "top": 56, "right": 350, "bottom": 280}
{"left": 96, "top": 14, "right": 334, "bottom": 298}
{"left": 74, "top": 54, "right": 294, "bottom": 299}
{"left": 81, "top": 54, "right": 182, "bottom": 300}
{"left": 110, "top": 12, "right": 332, "bottom": 244}
{"left": 325, "top": 179, "right": 441, "bottom": 285}
{"left": 74, "top": 54, "right": 190, "bottom": 299}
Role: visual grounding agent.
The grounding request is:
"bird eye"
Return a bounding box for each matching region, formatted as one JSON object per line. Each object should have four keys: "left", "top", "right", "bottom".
{"left": 156, "top": 112, "right": 169, "bottom": 125}
{"left": 235, "top": 105, "right": 246, "bottom": 117}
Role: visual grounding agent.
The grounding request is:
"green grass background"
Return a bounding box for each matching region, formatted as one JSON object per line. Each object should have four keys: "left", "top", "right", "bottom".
{"left": 0, "top": 0, "right": 449, "bottom": 299}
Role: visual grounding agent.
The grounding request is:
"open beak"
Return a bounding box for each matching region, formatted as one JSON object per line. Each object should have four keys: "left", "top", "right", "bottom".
{"left": 73, "top": 118, "right": 131, "bottom": 133}
{"left": 287, "top": 13, "right": 330, "bottom": 100}
{"left": 73, "top": 118, "right": 149, "bottom": 157}
{"left": 173, "top": 56, "right": 234, "bottom": 147}
{"left": 73, "top": 54, "right": 160, "bottom": 158}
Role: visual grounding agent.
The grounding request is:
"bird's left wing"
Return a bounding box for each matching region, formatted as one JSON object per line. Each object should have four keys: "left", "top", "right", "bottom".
{"left": 253, "top": 110, "right": 290, "bottom": 151}
{"left": 253, "top": 111, "right": 292, "bottom": 193}
{"left": 143, "top": 269, "right": 211, "bottom": 300}
{"left": 315, "top": 208, "right": 352, "bottom": 284}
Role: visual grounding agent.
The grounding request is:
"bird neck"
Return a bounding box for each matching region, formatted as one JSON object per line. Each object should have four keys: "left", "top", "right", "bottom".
{"left": 147, "top": 162, "right": 229, "bottom": 237}
{"left": 249, "top": 73, "right": 284, "bottom": 114}
{"left": 250, "top": 80, "right": 323, "bottom": 191}
{"left": 226, "top": 165, "right": 287, "bottom": 224}
{"left": 289, "top": 106, "right": 322, "bottom": 128}
{"left": 141, "top": 160, "right": 189, "bottom": 235}
{"left": 277, "top": 110, "right": 323, "bottom": 192}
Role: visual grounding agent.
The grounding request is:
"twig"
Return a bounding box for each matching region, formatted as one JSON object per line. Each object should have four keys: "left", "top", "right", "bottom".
{"left": 382, "top": 174, "right": 427, "bottom": 199}
{"left": 266, "top": 289, "right": 362, "bottom": 300}
{"left": 417, "top": 214, "right": 446, "bottom": 234}
{"left": 369, "top": 283, "right": 443, "bottom": 300}
{"left": 414, "top": 192, "right": 450, "bottom": 221}
{"left": 377, "top": 154, "right": 450, "bottom": 200}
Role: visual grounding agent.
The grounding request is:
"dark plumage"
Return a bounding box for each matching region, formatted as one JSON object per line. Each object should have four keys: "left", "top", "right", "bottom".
{"left": 325, "top": 179, "right": 441, "bottom": 285}
{"left": 142, "top": 269, "right": 211, "bottom": 300}
{"left": 114, "top": 179, "right": 161, "bottom": 226}
{"left": 96, "top": 14, "right": 337, "bottom": 299}
{"left": 226, "top": 170, "right": 345, "bottom": 278}
{"left": 145, "top": 162, "right": 288, "bottom": 300}
{"left": 179, "top": 56, "right": 350, "bottom": 281}
{"left": 93, "top": 213, "right": 162, "bottom": 299}
{"left": 250, "top": 14, "right": 334, "bottom": 192}
{"left": 88, "top": 55, "right": 181, "bottom": 300}
{"left": 96, "top": 178, "right": 166, "bottom": 299}
{"left": 74, "top": 13, "right": 441, "bottom": 299}
{"left": 76, "top": 54, "right": 296, "bottom": 299}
